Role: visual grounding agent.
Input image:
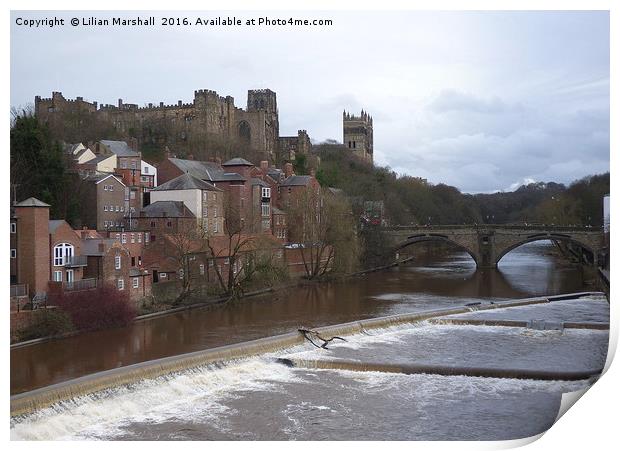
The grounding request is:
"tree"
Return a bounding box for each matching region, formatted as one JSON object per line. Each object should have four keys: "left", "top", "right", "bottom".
{"left": 285, "top": 187, "right": 359, "bottom": 278}
{"left": 10, "top": 107, "right": 69, "bottom": 218}
{"left": 203, "top": 200, "right": 261, "bottom": 298}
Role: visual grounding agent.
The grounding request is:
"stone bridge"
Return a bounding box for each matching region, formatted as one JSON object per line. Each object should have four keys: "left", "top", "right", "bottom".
{"left": 383, "top": 225, "right": 606, "bottom": 268}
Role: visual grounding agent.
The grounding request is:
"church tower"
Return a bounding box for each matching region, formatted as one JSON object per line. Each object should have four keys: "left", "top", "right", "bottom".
{"left": 343, "top": 109, "right": 373, "bottom": 163}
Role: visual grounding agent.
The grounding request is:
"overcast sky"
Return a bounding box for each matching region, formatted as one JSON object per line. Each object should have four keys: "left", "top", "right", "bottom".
{"left": 10, "top": 10, "right": 609, "bottom": 193}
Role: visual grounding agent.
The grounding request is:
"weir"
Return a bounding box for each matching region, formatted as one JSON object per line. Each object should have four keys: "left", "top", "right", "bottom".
{"left": 276, "top": 358, "right": 603, "bottom": 381}
{"left": 10, "top": 292, "right": 604, "bottom": 418}
{"left": 427, "top": 318, "right": 610, "bottom": 330}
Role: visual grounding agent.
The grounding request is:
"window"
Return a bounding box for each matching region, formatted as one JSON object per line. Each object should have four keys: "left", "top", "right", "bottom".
{"left": 144, "top": 166, "right": 149, "bottom": 174}
{"left": 10, "top": 223, "right": 16, "bottom": 233}
{"left": 167, "top": 221, "right": 172, "bottom": 228}
{"left": 53, "top": 243, "right": 74, "bottom": 266}
{"left": 131, "top": 257, "right": 136, "bottom": 266}
{"left": 262, "top": 187, "right": 271, "bottom": 198}
{"left": 117, "top": 279, "right": 124, "bottom": 290}
{"left": 121, "top": 234, "right": 127, "bottom": 244}
{"left": 121, "top": 161, "right": 127, "bottom": 169}
{"left": 213, "top": 207, "right": 217, "bottom": 217}
{"left": 131, "top": 160, "right": 137, "bottom": 169}
{"left": 178, "top": 268, "right": 184, "bottom": 279}
{"left": 104, "top": 220, "right": 109, "bottom": 227}
{"left": 10, "top": 249, "right": 16, "bottom": 258}
{"left": 53, "top": 271, "right": 62, "bottom": 282}
{"left": 116, "top": 233, "right": 121, "bottom": 240}
{"left": 131, "top": 233, "right": 135, "bottom": 244}
{"left": 130, "top": 191, "right": 136, "bottom": 200}
{"left": 116, "top": 206, "right": 120, "bottom": 212}
{"left": 120, "top": 206, "right": 124, "bottom": 212}
{"left": 199, "top": 264, "right": 205, "bottom": 275}
{"left": 160, "top": 273, "right": 167, "bottom": 279}
{"left": 132, "top": 277, "right": 139, "bottom": 288}
{"left": 145, "top": 233, "right": 149, "bottom": 243}
{"left": 104, "top": 205, "right": 108, "bottom": 211}
{"left": 110, "top": 185, "right": 114, "bottom": 192}
{"left": 115, "top": 255, "right": 122, "bottom": 269}
{"left": 213, "top": 221, "right": 218, "bottom": 233}
{"left": 104, "top": 185, "right": 109, "bottom": 191}
{"left": 261, "top": 203, "right": 270, "bottom": 217}
{"left": 66, "top": 270, "right": 74, "bottom": 283}
{"left": 138, "top": 233, "right": 142, "bottom": 243}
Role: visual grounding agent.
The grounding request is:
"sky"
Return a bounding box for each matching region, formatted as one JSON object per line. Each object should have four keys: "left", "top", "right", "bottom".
{"left": 10, "top": 10, "right": 610, "bottom": 193}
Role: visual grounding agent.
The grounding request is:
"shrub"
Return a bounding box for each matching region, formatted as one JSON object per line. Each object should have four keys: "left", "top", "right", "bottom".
{"left": 17, "top": 309, "right": 74, "bottom": 341}
{"left": 55, "top": 284, "right": 136, "bottom": 332}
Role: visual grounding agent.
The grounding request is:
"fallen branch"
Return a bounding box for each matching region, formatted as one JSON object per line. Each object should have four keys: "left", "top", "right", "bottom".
{"left": 298, "top": 328, "right": 347, "bottom": 349}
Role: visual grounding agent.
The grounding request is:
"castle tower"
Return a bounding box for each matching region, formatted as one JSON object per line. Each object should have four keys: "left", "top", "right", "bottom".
{"left": 246, "top": 89, "right": 280, "bottom": 161}
{"left": 343, "top": 109, "right": 373, "bottom": 163}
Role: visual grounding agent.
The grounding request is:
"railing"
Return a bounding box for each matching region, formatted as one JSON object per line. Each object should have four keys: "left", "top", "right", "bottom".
{"left": 64, "top": 278, "right": 98, "bottom": 291}
{"left": 64, "top": 255, "right": 88, "bottom": 267}
{"left": 10, "top": 284, "right": 28, "bottom": 298}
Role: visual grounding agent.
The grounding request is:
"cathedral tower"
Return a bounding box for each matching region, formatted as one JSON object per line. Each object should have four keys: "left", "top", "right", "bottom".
{"left": 343, "top": 109, "right": 373, "bottom": 163}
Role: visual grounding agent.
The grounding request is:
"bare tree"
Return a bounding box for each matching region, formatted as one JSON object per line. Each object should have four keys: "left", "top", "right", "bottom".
{"left": 285, "top": 188, "right": 359, "bottom": 279}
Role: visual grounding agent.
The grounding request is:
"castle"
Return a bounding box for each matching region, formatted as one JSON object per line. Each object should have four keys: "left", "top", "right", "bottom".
{"left": 35, "top": 89, "right": 311, "bottom": 164}
{"left": 34, "top": 88, "right": 374, "bottom": 164}
{"left": 343, "top": 110, "right": 373, "bottom": 163}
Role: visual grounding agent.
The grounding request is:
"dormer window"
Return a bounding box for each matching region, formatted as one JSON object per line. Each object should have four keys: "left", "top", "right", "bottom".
{"left": 261, "top": 187, "right": 271, "bottom": 198}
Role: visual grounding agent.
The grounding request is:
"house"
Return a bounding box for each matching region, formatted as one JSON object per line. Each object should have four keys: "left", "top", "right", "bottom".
{"left": 48, "top": 219, "right": 88, "bottom": 287}
{"left": 79, "top": 173, "right": 128, "bottom": 231}
{"left": 149, "top": 173, "right": 224, "bottom": 236}
{"left": 140, "top": 160, "right": 157, "bottom": 189}
{"left": 81, "top": 236, "right": 149, "bottom": 300}
{"left": 272, "top": 206, "right": 288, "bottom": 241}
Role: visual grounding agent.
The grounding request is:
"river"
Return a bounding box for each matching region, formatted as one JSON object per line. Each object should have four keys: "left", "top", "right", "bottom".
{"left": 10, "top": 241, "right": 609, "bottom": 441}
{"left": 10, "top": 241, "right": 592, "bottom": 395}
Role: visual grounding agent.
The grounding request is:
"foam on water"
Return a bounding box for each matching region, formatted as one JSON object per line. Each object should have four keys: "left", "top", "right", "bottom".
{"left": 10, "top": 357, "right": 304, "bottom": 441}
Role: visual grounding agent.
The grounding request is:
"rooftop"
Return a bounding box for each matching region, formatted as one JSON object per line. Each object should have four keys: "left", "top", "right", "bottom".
{"left": 14, "top": 197, "right": 50, "bottom": 208}
{"left": 100, "top": 140, "right": 140, "bottom": 157}
{"left": 140, "top": 201, "right": 196, "bottom": 218}
{"left": 280, "top": 175, "right": 314, "bottom": 187}
{"left": 222, "top": 157, "right": 254, "bottom": 167}
{"left": 153, "top": 173, "right": 222, "bottom": 192}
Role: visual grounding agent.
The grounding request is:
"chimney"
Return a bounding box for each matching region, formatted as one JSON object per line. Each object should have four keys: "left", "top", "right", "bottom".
{"left": 118, "top": 98, "right": 123, "bottom": 108}
{"left": 284, "top": 162, "right": 294, "bottom": 178}
{"left": 260, "top": 160, "right": 269, "bottom": 171}
{"left": 188, "top": 154, "right": 194, "bottom": 160}
{"left": 164, "top": 146, "right": 171, "bottom": 160}
{"left": 129, "top": 137, "right": 139, "bottom": 151}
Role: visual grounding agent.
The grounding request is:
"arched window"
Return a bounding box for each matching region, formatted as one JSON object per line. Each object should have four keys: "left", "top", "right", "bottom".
{"left": 238, "top": 121, "right": 251, "bottom": 144}
{"left": 53, "top": 243, "right": 74, "bottom": 266}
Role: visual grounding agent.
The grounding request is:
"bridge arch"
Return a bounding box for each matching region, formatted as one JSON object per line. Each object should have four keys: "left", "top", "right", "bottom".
{"left": 495, "top": 234, "right": 595, "bottom": 266}
{"left": 396, "top": 234, "right": 479, "bottom": 266}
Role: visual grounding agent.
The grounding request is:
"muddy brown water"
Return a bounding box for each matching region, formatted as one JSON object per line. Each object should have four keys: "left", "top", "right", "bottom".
{"left": 10, "top": 241, "right": 591, "bottom": 395}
